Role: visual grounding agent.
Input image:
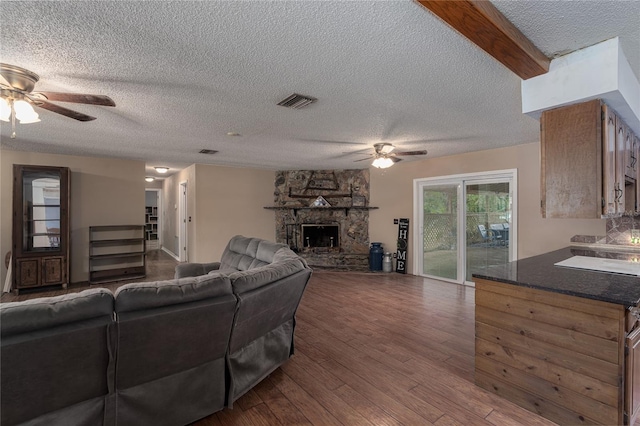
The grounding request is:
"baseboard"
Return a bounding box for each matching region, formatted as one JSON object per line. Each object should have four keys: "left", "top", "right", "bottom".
{"left": 162, "top": 247, "right": 180, "bottom": 262}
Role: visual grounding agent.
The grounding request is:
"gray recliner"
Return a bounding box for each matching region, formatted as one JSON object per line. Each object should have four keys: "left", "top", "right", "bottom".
{"left": 0, "top": 288, "right": 116, "bottom": 426}
{"left": 175, "top": 235, "right": 313, "bottom": 405}
{"left": 174, "top": 235, "right": 289, "bottom": 278}
{"left": 113, "top": 274, "right": 237, "bottom": 426}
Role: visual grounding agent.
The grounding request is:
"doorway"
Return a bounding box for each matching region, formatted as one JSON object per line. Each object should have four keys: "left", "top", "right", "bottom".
{"left": 414, "top": 169, "right": 517, "bottom": 286}
{"left": 179, "top": 181, "right": 188, "bottom": 262}
{"left": 144, "top": 189, "right": 162, "bottom": 251}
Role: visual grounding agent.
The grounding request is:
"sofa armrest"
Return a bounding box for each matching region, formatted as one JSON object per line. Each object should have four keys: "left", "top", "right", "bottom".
{"left": 174, "top": 262, "right": 221, "bottom": 278}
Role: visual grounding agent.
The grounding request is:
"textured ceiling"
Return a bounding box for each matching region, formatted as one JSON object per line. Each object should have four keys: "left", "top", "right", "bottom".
{"left": 1, "top": 1, "right": 639, "bottom": 176}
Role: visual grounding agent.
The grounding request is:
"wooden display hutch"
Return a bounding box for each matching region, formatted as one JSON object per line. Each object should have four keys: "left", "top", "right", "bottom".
{"left": 89, "top": 225, "right": 146, "bottom": 284}
{"left": 12, "top": 165, "right": 70, "bottom": 294}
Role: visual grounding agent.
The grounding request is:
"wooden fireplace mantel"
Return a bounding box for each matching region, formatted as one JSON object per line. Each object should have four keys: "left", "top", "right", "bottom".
{"left": 264, "top": 206, "right": 378, "bottom": 217}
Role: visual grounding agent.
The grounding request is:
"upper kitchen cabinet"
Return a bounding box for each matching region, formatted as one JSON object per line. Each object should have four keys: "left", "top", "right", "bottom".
{"left": 623, "top": 122, "right": 638, "bottom": 179}
{"left": 541, "top": 99, "right": 638, "bottom": 218}
{"left": 636, "top": 133, "right": 640, "bottom": 212}
{"left": 12, "top": 165, "right": 70, "bottom": 293}
{"left": 603, "top": 103, "right": 619, "bottom": 215}
{"left": 541, "top": 100, "right": 603, "bottom": 218}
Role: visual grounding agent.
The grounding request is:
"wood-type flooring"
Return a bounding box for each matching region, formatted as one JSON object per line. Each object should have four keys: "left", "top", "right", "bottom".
{"left": 1, "top": 251, "right": 557, "bottom": 425}
{"left": 196, "top": 272, "right": 557, "bottom": 426}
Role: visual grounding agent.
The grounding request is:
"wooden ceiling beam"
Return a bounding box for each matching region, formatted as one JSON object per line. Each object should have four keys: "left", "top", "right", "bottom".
{"left": 416, "top": 0, "right": 550, "bottom": 80}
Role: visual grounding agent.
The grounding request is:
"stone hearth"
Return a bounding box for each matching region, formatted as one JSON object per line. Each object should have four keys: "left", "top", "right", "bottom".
{"left": 270, "top": 170, "right": 374, "bottom": 270}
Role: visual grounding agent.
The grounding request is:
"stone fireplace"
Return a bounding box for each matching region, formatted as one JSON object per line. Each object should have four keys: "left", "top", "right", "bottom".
{"left": 268, "top": 169, "right": 375, "bottom": 270}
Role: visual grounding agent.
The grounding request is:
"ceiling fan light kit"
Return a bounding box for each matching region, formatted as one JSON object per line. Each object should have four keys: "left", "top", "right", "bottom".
{"left": 362, "top": 142, "right": 428, "bottom": 169}
{"left": 12, "top": 99, "right": 40, "bottom": 123}
{"left": 372, "top": 157, "right": 394, "bottom": 169}
{"left": 0, "top": 63, "right": 115, "bottom": 138}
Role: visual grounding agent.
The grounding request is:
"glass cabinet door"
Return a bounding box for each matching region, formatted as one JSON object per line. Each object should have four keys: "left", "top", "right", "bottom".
{"left": 21, "top": 169, "right": 62, "bottom": 252}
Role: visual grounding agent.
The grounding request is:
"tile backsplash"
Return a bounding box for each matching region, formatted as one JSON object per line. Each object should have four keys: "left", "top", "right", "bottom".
{"left": 571, "top": 215, "right": 640, "bottom": 247}
{"left": 606, "top": 215, "right": 640, "bottom": 245}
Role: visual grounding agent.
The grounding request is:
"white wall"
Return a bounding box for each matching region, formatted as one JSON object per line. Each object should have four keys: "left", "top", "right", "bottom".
{"left": 193, "top": 164, "right": 275, "bottom": 262}
{"left": 161, "top": 163, "right": 274, "bottom": 263}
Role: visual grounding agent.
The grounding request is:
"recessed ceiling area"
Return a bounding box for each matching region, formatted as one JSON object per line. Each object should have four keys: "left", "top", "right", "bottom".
{"left": 1, "top": 1, "right": 638, "bottom": 171}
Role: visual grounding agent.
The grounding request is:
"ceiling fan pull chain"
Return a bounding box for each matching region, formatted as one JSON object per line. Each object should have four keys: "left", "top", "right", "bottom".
{"left": 10, "top": 100, "right": 16, "bottom": 138}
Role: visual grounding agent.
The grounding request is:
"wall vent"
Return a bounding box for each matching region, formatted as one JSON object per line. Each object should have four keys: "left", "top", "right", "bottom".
{"left": 199, "top": 149, "right": 218, "bottom": 154}
{"left": 277, "top": 93, "right": 317, "bottom": 109}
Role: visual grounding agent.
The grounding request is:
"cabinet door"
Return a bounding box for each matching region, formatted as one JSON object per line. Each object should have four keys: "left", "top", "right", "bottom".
{"left": 540, "top": 100, "right": 603, "bottom": 218}
{"left": 16, "top": 258, "right": 39, "bottom": 287}
{"left": 616, "top": 117, "right": 627, "bottom": 212}
{"left": 625, "top": 125, "right": 636, "bottom": 178}
{"left": 626, "top": 325, "right": 640, "bottom": 425}
{"left": 636, "top": 133, "right": 640, "bottom": 213}
{"left": 12, "top": 165, "right": 70, "bottom": 291}
{"left": 42, "top": 256, "right": 64, "bottom": 285}
{"left": 602, "top": 105, "right": 618, "bottom": 215}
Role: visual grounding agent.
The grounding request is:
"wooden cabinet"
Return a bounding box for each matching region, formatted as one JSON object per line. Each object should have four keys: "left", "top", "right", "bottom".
{"left": 626, "top": 315, "right": 640, "bottom": 425}
{"left": 541, "top": 100, "right": 603, "bottom": 218}
{"left": 475, "top": 278, "right": 639, "bottom": 425}
{"left": 603, "top": 104, "right": 619, "bottom": 215}
{"left": 12, "top": 165, "right": 70, "bottom": 293}
{"left": 636, "top": 133, "right": 640, "bottom": 212}
{"left": 89, "top": 225, "right": 145, "bottom": 284}
{"left": 541, "top": 100, "right": 639, "bottom": 218}
{"left": 623, "top": 123, "right": 637, "bottom": 179}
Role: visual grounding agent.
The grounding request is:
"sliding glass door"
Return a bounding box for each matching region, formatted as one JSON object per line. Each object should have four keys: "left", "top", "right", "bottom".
{"left": 415, "top": 170, "right": 516, "bottom": 286}
{"left": 464, "top": 180, "right": 512, "bottom": 282}
{"left": 421, "top": 183, "right": 460, "bottom": 281}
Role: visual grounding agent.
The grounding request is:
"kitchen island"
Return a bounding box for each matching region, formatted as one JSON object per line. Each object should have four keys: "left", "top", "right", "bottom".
{"left": 473, "top": 247, "right": 640, "bottom": 425}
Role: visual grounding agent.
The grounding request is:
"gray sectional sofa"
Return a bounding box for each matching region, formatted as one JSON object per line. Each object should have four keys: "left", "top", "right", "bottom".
{"left": 0, "top": 236, "right": 312, "bottom": 426}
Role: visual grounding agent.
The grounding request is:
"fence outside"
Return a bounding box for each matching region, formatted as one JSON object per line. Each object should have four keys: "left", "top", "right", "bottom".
{"left": 422, "top": 213, "right": 508, "bottom": 251}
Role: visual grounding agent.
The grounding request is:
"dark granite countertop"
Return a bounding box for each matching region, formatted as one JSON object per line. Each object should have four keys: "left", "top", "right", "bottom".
{"left": 472, "top": 247, "right": 640, "bottom": 306}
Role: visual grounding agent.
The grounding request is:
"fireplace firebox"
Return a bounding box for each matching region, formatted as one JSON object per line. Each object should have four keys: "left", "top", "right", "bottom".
{"left": 301, "top": 224, "right": 339, "bottom": 248}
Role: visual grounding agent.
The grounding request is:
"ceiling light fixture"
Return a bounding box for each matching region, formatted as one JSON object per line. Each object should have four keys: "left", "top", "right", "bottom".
{"left": 145, "top": 177, "right": 155, "bottom": 182}
{"left": 0, "top": 94, "right": 40, "bottom": 138}
{"left": 154, "top": 166, "right": 169, "bottom": 174}
{"left": 372, "top": 157, "right": 394, "bottom": 169}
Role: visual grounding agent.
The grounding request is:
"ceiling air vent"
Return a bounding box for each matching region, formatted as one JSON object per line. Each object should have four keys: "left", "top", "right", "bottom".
{"left": 277, "top": 93, "right": 317, "bottom": 109}
{"left": 199, "top": 149, "right": 218, "bottom": 154}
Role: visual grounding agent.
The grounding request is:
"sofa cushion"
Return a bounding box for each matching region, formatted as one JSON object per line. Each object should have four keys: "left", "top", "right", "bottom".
{"left": 229, "top": 256, "right": 307, "bottom": 295}
{"left": 174, "top": 261, "right": 221, "bottom": 279}
{"left": 0, "top": 288, "right": 114, "bottom": 337}
{"left": 114, "top": 274, "right": 233, "bottom": 314}
{"left": 220, "top": 235, "right": 288, "bottom": 271}
{"left": 1, "top": 288, "right": 115, "bottom": 426}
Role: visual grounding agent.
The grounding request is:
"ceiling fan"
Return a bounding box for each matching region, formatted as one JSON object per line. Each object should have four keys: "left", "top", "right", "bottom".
{"left": 0, "top": 63, "right": 116, "bottom": 138}
{"left": 354, "top": 143, "right": 428, "bottom": 168}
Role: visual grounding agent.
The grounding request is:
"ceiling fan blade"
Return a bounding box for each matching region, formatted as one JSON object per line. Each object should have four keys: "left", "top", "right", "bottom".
{"left": 343, "top": 149, "right": 372, "bottom": 155}
{"left": 30, "top": 97, "right": 96, "bottom": 121}
{"left": 34, "top": 92, "right": 115, "bottom": 107}
{"left": 297, "top": 138, "right": 366, "bottom": 146}
{"left": 391, "top": 157, "right": 403, "bottom": 163}
{"left": 354, "top": 157, "right": 374, "bottom": 163}
{"left": 396, "top": 150, "right": 428, "bottom": 156}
